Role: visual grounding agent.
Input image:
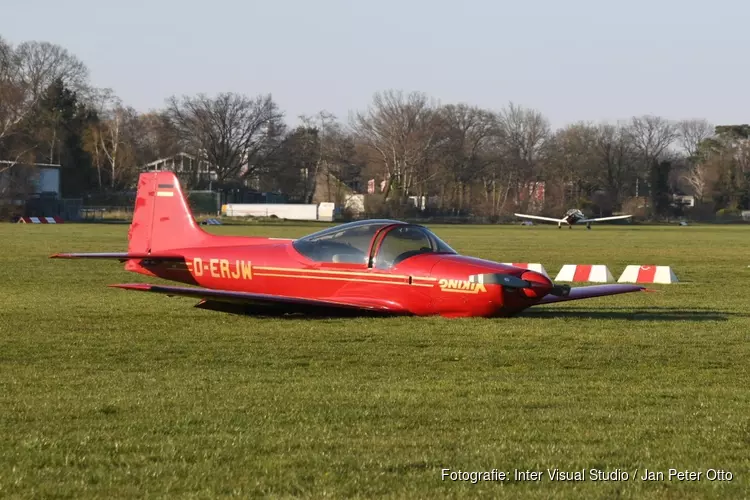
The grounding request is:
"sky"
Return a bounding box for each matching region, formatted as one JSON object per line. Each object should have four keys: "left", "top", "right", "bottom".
{"left": 1, "top": 0, "right": 748, "bottom": 129}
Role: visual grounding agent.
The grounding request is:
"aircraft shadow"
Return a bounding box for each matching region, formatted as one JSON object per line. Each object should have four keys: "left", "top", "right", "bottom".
{"left": 198, "top": 304, "right": 742, "bottom": 322}
{"left": 521, "top": 306, "right": 744, "bottom": 322}
{"left": 196, "top": 301, "right": 402, "bottom": 320}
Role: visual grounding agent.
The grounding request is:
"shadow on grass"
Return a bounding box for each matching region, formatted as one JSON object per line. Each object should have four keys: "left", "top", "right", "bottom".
{"left": 195, "top": 301, "right": 405, "bottom": 319}
{"left": 75, "top": 220, "right": 131, "bottom": 224}
{"left": 522, "top": 306, "right": 746, "bottom": 321}
{"left": 194, "top": 303, "right": 743, "bottom": 322}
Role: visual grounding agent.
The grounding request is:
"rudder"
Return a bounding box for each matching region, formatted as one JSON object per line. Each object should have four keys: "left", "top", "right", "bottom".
{"left": 128, "top": 172, "right": 211, "bottom": 254}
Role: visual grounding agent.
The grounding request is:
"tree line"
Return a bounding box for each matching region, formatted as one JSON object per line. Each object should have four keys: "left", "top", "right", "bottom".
{"left": 2, "top": 36, "right": 749, "bottom": 219}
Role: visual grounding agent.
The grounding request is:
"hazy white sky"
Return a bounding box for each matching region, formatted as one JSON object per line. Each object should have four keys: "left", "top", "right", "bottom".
{"left": 2, "top": 0, "right": 748, "bottom": 129}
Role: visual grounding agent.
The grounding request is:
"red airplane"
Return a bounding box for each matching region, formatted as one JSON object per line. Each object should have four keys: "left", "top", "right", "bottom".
{"left": 50, "top": 172, "right": 645, "bottom": 318}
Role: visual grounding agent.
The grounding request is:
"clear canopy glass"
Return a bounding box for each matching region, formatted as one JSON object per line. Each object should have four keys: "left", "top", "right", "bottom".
{"left": 292, "top": 220, "right": 456, "bottom": 266}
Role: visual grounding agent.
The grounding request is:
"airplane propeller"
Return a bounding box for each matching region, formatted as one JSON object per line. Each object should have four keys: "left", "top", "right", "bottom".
{"left": 469, "top": 273, "right": 571, "bottom": 297}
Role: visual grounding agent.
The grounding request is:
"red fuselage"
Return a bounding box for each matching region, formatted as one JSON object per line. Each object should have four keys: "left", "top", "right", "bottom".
{"left": 125, "top": 237, "right": 553, "bottom": 318}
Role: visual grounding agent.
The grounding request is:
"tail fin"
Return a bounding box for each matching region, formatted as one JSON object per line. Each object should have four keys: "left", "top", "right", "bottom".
{"left": 128, "top": 172, "right": 213, "bottom": 254}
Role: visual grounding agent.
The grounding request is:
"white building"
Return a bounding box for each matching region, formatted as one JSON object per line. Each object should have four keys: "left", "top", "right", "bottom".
{"left": 142, "top": 152, "right": 217, "bottom": 188}
{"left": 672, "top": 194, "right": 695, "bottom": 207}
{"left": 143, "top": 152, "right": 212, "bottom": 173}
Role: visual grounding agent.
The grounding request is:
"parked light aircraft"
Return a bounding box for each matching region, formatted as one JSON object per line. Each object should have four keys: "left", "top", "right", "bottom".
{"left": 514, "top": 209, "right": 632, "bottom": 229}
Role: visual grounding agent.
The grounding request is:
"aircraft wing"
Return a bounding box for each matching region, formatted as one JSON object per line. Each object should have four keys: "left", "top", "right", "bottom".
{"left": 576, "top": 215, "right": 632, "bottom": 223}
{"left": 109, "top": 283, "right": 409, "bottom": 316}
{"left": 514, "top": 213, "right": 563, "bottom": 223}
{"left": 51, "top": 253, "right": 185, "bottom": 262}
{"left": 535, "top": 284, "right": 645, "bottom": 305}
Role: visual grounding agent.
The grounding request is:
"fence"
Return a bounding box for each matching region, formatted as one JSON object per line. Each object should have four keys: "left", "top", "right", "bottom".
{"left": 68, "top": 190, "right": 220, "bottom": 221}
{"left": 27, "top": 190, "right": 750, "bottom": 225}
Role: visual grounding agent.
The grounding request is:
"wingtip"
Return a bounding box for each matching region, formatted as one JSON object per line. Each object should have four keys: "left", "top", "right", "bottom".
{"left": 108, "top": 284, "right": 152, "bottom": 291}
{"left": 611, "top": 284, "right": 648, "bottom": 291}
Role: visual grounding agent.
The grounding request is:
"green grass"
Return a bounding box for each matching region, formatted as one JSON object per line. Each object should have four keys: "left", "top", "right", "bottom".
{"left": 1, "top": 223, "right": 749, "bottom": 498}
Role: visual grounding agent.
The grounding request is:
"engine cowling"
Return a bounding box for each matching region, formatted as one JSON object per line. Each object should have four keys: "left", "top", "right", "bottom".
{"left": 519, "top": 270, "right": 552, "bottom": 298}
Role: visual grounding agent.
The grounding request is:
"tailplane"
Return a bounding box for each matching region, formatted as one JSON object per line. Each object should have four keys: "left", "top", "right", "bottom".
{"left": 128, "top": 172, "right": 213, "bottom": 254}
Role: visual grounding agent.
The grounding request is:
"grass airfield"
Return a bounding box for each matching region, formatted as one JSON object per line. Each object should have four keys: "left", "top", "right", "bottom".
{"left": 0, "top": 222, "right": 749, "bottom": 499}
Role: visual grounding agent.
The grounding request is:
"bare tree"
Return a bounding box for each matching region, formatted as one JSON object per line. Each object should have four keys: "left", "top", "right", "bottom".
{"left": 136, "top": 111, "right": 181, "bottom": 163}
{"left": 0, "top": 36, "right": 14, "bottom": 92}
{"left": 479, "top": 130, "right": 514, "bottom": 216}
{"left": 165, "top": 92, "right": 284, "bottom": 184}
{"left": 351, "top": 90, "right": 442, "bottom": 201}
{"left": 681, "top": 162, "right": 709, "bottom": 202}
{"left": 0, "top": 36, "right": 10, "bottom": 67}
{"left": 737, "top": 139, "right": 750, "bottom": 178}
{"left": 0, "top": 38, "right": 38, "bottom": 204}
{"left": 82, "top": 124, "right": 104, "bottom": 188}
{"left": 438, "top": 103, "right": 497, "bottom": 211}
{"left": 497, "top": 102, "right": 550, "bottom": 211}
{"left": 296, "top": 111, "right": 333, "bottom": 202}
{"left": 627, "top": 115, "right": 678, "bottom": 167}
{"left": 295, "top": 111, "right": 359, "bottom": 204}
{"left": 83, "top": 89, "right": 114, "bottom": 187}
{"left": 2, "top": 39, "right": 91, "bottom": 175}
{"left": 0, "top": 37, "right": 34, "bottom": 145}
{"left": 0, "top": 84, "right": 30, "bottom": 146}
{"left": 594, "top": 123, "right": 639, "bottom": 205}
{"left": 624, "top": 116, "right": 679, "bottom": 205}
{"left": 677, "top": 119, "right": 714, "bottom": 158}
{"left": 544, "top": 122, "right": 599, "bottom": 210}
{"left": 100, "top": 105, "right": 137, "bottom": 188}
{"left": 13, "top": 41, "right": 89, "bottom": 100}
{"left": 83, "top": 91, "right": 139, "bottom": 188}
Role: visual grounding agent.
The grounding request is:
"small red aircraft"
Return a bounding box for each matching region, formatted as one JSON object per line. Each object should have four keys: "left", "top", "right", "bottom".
{"left": 51, "top": 172, "right": 645, "bottom": 317}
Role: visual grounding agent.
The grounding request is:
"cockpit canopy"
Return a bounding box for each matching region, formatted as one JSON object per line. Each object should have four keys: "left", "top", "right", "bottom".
{"left": 565, "top": 209, "right": 585, "bottom": 218}
{"left": 292, "top": 219, "right": 456, "bottom": 267}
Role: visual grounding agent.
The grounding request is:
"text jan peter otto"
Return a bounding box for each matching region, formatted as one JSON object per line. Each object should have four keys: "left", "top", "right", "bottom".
{"left": 442, "top": 468, "right": 734, "bottom": 483}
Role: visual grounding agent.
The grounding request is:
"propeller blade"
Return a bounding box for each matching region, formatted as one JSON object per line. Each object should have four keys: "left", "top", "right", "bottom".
{"left": 495, "top": 274, "right": 532, "bottom": 288}
{"left": 470, "top": 273, "right": 571, "bottom": 297}
{"left": 549, "top": 284, "right": 571, "bottom": 297}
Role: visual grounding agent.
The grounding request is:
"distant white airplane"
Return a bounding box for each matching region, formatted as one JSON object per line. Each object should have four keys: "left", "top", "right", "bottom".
{"left": 514, "top": 209, "right": 632, "bottom": 229}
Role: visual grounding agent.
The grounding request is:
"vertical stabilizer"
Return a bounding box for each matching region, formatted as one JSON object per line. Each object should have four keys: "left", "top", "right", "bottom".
{"left": 127, "top": 172, "right": 211, "bottom": 254}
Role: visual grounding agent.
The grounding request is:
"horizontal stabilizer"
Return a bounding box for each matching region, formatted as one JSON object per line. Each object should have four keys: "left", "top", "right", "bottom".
{"left": 536, "top": 284, "right": 645, "bottom": 305}
{"left": 50, "top": 252, "right": 185, "bottom": 262}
